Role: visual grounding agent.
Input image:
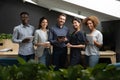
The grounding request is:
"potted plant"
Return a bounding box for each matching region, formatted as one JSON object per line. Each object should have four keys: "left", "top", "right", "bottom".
{"left": 0, "top": 57, "right": 120, "bottom": 80}
{"left": 0, "top": 33, "right": 12, "bottom": 46}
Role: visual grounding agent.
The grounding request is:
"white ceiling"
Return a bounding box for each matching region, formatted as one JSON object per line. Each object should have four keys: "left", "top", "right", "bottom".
{"left": 24, "top": 0, "right": 120, "bottom": 21}
{"left": 63, "top": 0, "right": 120, "bottom": 18}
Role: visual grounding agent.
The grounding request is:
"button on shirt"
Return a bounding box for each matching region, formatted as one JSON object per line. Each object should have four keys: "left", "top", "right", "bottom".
{"left": 48, "top": 24, "right": 69, "bottom": 48}
{"left": 12, "top": 24, "right": 35, "bottom": 55}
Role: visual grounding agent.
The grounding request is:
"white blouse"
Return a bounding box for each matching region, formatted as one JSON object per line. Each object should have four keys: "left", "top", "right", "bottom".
{"left": 85, "top": 30, "right": 103, "bottom": 56}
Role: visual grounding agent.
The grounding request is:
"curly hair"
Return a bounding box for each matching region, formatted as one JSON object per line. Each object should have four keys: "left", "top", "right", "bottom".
{"left": 83, "top": 16, "right": 99, "bottom": 28}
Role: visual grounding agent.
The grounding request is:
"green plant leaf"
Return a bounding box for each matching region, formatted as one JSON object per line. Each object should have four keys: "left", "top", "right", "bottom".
{"left": 17, "top": 57, "right": 26, "bottom": 65}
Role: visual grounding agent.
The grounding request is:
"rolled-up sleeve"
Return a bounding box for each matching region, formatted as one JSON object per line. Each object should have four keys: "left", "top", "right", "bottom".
{"left": 48, "top": 28, "right": 58, "bottom": 45}
{"left": 98, "top": 32, "right": 103, "bottom": 45}
{"left": 12, "top": 27, "right": 22, "bottom": 43}
{"left": 34, "top": 31, "right": 39, "bottom": 44}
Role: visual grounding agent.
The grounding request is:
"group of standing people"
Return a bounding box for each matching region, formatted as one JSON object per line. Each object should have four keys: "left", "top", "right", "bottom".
{"left": 12, "top": 12, "right": 103, "bottom": 70}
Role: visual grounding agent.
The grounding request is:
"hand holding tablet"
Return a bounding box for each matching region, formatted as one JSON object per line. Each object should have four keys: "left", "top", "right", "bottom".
{"left": 22, "top": 36, "right": 34, "bottom": 43}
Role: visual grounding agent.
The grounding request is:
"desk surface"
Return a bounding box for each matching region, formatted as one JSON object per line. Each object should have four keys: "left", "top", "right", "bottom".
{"left": 81, "top": 50, "right": 116, "bottom": 56}
{"left": 0, "top": 51, "right": 18, "bottom": 56}
{"left": 99, "top": 50, "right": 116, "bottom": 55}
{"left": 0, "top": 40, "right": 19, "bottom": 57}
{"left": 0, "top": 50, "right": 18, "bottom": 58}
{"left": 0, "top": 49, "right": 115, "bottom": 56}
{"left": 0, "top": 47, "right": 116, "bottom": 58}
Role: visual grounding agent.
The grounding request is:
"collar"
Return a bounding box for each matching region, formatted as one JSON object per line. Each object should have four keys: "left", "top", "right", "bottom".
{"left": 56, "top": 24, "right": 64, "bottom": 29}
{"left": 21, "top": 24, "right": 30, "bottom": 28}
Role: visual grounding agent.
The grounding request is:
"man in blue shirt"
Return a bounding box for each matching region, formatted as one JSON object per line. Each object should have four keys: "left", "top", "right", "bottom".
{"left": 12, "top": 12, "right": 35, "bottom": 62}
{"left": 49, "top": 13, "right": 69, "bottom": 70}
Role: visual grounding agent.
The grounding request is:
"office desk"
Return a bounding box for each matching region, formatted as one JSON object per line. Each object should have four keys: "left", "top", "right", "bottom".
{"left": 2, "top": 45, "right": 114, "bottom": 64}
{"left": 0, "top": 50, "right": 18, "bottom": 58}
{"left": 0, "top": 40, "right": 18, "bottom": 58}
{"left": 81, "top": 50, "right": 116, "bottom": 64}
{"left": 0, "top": 50, "right": 18, "bottom": 66}
{"left": 67, "top": 48, "right": 116, "bottom": 64}
{"left": 99, "top": 51, "right": 116, "bottom": 64}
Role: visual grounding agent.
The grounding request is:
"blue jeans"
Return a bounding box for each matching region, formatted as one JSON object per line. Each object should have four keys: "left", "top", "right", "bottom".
{"left": 18, "top": 54, "right": 35, "bottom": 62}
{"left": 38, "top": 48, "right": 51, "bottom": 66}
{"left": 85, "top": 55, "right": 99, "bottom": 67}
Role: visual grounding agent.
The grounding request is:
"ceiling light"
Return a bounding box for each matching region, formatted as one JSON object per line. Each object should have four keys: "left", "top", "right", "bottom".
{"left": 51, "top": 8, "right": 86, "bottom": 19}
{"left": 23, "top": 0, "right": 37, "bottom": 5}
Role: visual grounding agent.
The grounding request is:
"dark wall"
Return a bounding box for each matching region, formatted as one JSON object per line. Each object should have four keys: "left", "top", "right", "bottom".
{"left": 101, "top": 20, "right": 120, "bottom": 52}
{"left": 101, "top": 20, "right": 120, "bottom": 62}
{"left": 0, "top": 0, "right": 73, "bottom": 34}
{"left": 101, "top": 21, "right": 116, "bottom": 51}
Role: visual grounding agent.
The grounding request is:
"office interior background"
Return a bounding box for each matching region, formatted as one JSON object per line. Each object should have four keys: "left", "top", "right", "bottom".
{"left": 0, "top": 0, "right": 120, "bottom": 62}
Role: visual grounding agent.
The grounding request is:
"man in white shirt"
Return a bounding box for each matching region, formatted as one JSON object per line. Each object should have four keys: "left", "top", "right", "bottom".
{"left": 12, "top": 12, "right": 35, "bottom": 62}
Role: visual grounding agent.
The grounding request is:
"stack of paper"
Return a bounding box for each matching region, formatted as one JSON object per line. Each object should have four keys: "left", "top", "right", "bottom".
{"left": 0, "top": 48, "right": 13, "bottom": 52}
{"left": 86, "top": 34, "right": 94, "bottom": 44}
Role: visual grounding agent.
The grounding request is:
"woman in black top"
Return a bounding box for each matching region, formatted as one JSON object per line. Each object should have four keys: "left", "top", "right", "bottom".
{"left": 67, "top": 18, "right": 86, "bottom": 66}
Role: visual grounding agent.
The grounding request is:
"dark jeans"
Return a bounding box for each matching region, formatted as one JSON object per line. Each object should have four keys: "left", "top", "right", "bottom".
{"left": 53, "top": 47, "right": 67, "bottom": 70}
{"left": 18, "top": 54, "right": 35, "bottom": 62}
{"left": 116, "top": 53, "right": 120, "bottom": 62}
{"left": 70, "top": 49, "right": 82, "bottom": 66}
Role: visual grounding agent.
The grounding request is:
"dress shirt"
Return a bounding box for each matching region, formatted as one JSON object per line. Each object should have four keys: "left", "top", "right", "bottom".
{"left": 48, "top": 24, "right": 69, "bottom": 48}
{"left": 12, "top": 24, "right": 35, "bottom": 55}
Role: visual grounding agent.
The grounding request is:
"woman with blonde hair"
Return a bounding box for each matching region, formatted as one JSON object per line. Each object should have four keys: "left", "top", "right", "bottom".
{"left": 83, "top": 16, "right": 103, "bottom": 67}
